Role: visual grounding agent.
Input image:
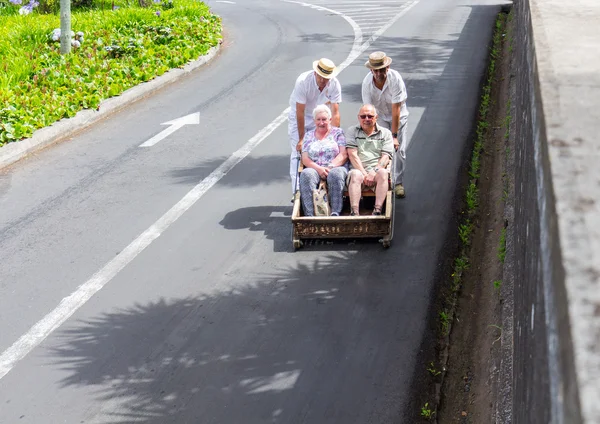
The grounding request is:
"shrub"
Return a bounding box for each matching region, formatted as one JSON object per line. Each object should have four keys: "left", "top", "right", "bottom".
{"left": 38, "top": 0, "right": 58, "bottom": 14}
{"left": 0, "top": 0, "right": 222, "bottom": 144}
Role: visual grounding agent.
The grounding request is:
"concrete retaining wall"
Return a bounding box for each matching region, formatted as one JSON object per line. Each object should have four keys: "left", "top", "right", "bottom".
{"left": 508, "top": 0, "right": 600, "bottom": 422}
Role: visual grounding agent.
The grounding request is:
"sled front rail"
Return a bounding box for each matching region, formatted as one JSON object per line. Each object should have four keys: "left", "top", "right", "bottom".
{"left": 291, "top": 191, "right": 394, "bottom": 248}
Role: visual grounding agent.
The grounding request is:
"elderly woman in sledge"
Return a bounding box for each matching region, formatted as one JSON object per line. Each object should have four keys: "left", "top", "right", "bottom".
{"left": 298, "top": 104, "right": 348, "bottom": 216}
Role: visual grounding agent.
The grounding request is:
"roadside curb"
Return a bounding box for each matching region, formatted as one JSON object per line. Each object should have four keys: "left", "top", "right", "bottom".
{"left": 0, "top": 42, "right": 221, "bottom": 171}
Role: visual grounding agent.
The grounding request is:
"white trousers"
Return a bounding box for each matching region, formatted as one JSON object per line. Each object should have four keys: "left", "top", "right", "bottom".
{"left": 379, "top": 118, "right": 408, "bottom": 184}
{"left": 289, "top": 135, "right": 301, "bottom": 193}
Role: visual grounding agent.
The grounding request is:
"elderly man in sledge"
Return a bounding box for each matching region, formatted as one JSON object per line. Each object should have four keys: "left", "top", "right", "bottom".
{"left": 346, "top": 104, "right": 394, "bottom": 216}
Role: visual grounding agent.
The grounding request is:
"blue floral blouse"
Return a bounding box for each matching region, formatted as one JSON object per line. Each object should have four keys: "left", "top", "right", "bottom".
{"left": 302, "top": 127, "right": 346, "bottom": 167}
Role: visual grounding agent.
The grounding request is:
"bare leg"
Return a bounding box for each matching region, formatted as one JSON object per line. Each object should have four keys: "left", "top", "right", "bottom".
{"left": 374, "top": 169, "right": 389, "bottom": 211}
{"left": 347, "top": 169, "right": 364, "bottom": 215}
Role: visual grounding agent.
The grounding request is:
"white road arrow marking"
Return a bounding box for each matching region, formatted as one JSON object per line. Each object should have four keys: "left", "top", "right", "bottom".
{"left": 139, "top": 112, "right": 200, "bottom": 147}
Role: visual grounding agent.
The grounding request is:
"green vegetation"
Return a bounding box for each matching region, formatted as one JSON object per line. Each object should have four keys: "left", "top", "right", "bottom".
{"left": 498, "top": 226, "right": 506, "bottom": 263}
{"left": 441, "top": 10, "right": 505, "bottom": 327}
{"left": 426, "top": 10, "right": 509, "bottom": 420}
{"left": 427, "top": 361, "right": 442, "bottom": 377}
{"left": 439, "top": 310, "right": 450, "bottom": 335}
{"left": 0, "top": 0, "right": 221, "bottom": 145}
{"left": 421, "top": 402, "right": 435, "bottom": 420}
{"left": 458, "top": 219, "right": 472, "bottom": 245}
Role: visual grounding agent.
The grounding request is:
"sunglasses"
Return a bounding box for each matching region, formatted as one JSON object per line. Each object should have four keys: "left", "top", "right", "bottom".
{"left": 359, "top": 114, "right": 375, "bottom": 119}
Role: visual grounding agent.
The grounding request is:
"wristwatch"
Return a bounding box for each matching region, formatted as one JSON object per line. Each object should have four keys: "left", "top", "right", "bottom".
{"left": 392, "top": 132, "right": 398, "bottom": 138}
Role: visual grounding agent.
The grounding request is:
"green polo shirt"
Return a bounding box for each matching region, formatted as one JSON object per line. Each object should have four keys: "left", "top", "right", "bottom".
{"left": 345, "top": 124, "right": 394, "bottom": 171}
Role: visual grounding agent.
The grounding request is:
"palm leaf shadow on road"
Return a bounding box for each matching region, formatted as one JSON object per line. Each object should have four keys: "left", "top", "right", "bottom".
{"left": 218, "top": 204, "right": 407, "bottom": 253}
{"left": 45, "top": 251, "right": 427, "bottom": 423}
{"left": 341, "top": 35, "right": 457, "bottom": 106}
{"left": 219, "top": 205, "right": 292, "bottom": 253}
{"left": 169, "top": 154, "right": 289, "bottom": 187}
{"left": 270, "top": 30, "right": 458, "bottom": 108}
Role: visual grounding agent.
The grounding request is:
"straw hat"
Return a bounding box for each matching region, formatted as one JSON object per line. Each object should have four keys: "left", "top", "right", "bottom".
{"left": 365, "top": 51, "right": 392, "bottom": 69}
{"left": 312, "top": 58, "right": 337, "bottom": 79}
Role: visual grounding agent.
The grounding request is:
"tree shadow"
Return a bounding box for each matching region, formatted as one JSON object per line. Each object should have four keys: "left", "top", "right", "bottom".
{"left": 218, "top": 203, "right": 409, "bottom": 253}
{"left": 219, "top": 205, "right": 292, "bottom": 252}
{"left": 169, "top": 154, "right": 289, "bottom": 187}
{"left": 298, "top": 33, "right": 352, "bottom": 44}
{"left": 342, "top": 35, "right": 457, "bottom": 106}
{"left": 47, "top": 251, "right": 427, "bottom": 423}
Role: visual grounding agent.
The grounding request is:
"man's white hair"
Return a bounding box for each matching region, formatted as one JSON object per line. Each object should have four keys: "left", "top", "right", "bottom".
{"left": 361, "top": 103, "right": 378, "bottom": 116}
{"left": 312, "top": 104, "right": 332, "bottom": 120}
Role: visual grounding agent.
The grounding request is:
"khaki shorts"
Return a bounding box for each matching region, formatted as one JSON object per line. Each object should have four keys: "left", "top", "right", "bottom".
{"left": 346, "top": 168, "right": 389, "bottom": 191}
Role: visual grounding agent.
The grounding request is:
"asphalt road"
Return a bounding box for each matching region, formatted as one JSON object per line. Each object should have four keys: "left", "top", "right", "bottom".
{"left": 0, "top": 0, "right": 504, "bottom": 422}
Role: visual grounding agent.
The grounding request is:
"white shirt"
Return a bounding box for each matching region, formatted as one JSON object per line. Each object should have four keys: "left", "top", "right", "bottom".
{"left": 288, "top": 71, "right": 342, "bottom": 138}
{"left": 361, "top": 68, "right": 408, "bottom": 124}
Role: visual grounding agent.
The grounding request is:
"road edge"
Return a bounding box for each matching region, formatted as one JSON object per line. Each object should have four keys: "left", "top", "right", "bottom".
{"left": 0, "top": 42, "right": 222, "bottom": 171}
{"left": 427, "top": 8, "right": 511, "bottom": 423}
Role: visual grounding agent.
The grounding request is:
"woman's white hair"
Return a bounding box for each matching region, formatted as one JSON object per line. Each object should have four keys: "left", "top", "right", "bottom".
{"left": 312, "top": 104, "right": 332, "bottom": 121}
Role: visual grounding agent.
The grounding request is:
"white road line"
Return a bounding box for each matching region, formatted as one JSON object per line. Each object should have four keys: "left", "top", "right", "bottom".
{"left": 334, "top": 7, "right": 393, "bottom": 12}
{"left": 0, "top": 0, "right": 421, "bottom": 382}
{"left": 342, "top": 9, "right": 398, "bottom": 14}
{"left": 216, "top": 1, "right": 236, "bottom": 3}
{"left": 334, "top": 5, "right": 382, "bottom": 9}
{"left": 284, "top": 0, "right": 363, "bottom": 69}
{"left": 360, "top": 26, "right": 384, "bottom": 32}
{"left": 139, "top": 112, "right": 200, "bottom": 147}
{"left": 140, "top": 125, "right": 181, "bottom": 147}
{"left": 355, "top": 17, "right": 394, "bottom": 21}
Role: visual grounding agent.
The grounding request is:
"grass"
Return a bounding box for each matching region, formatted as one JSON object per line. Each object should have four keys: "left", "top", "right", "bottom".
{"left": 458, "top": 220, "right": 472, "bottom": 245}
{"left": 454, "top": 255, "right": 469, "bottom": 273}
{"left": 505, "top": 7, "right": 514, "bottom": 54}
{"left": 439, "top": 310, "right": 450, "bottom": 335}
{"left": 421, "top": 403, "right": 435, "bottom": 420}
{"left": 441, "top": 9, "right": 505, "bottom": 320}
{"left": 0, "top": 0, "right": 222, "bottom": 145}
{"left": 427, "top": 361, "right": 442, "bottom": 377}
{"left": 498, "top": 227, "right": 506, "bottom": 263}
